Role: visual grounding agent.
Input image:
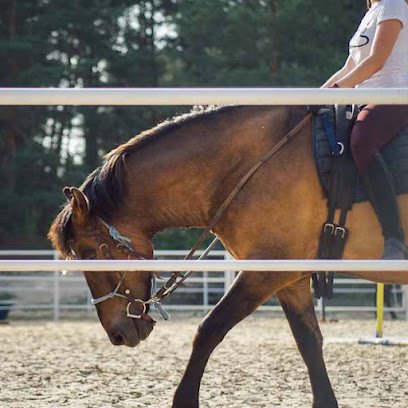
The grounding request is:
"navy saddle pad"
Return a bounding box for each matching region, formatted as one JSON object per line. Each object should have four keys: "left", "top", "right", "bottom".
{"left": 313, "top": 109, "right": 408, "bottom": 204}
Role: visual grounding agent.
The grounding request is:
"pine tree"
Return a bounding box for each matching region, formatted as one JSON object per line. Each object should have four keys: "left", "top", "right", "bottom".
{"left": 0, "top": 0, "right": 367, "bottom": 248}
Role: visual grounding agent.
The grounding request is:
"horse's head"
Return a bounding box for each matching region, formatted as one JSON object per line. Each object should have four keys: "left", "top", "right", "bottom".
{"left": 48, "top": 187, "right": 155, "bottom": 347}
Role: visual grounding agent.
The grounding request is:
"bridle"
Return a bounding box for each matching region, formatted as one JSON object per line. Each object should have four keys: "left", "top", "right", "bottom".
{"left": 68, "top": 113, "right": 312, "bottom": 324}
{"left": 69, "top": 217, "right": 161, "bottom": 324}
{"left": 74, "top": 215, "right": 217, "bottom": 322}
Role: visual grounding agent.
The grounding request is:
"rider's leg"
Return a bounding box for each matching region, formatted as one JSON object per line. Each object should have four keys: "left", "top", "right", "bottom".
{"left": 351, "top": 105, "right": 408, "bottom": 259}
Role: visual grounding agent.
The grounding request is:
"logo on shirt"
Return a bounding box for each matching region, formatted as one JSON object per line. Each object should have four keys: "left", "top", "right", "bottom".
{"left": 350, "top": 34, "right": 370, "bottom": 48}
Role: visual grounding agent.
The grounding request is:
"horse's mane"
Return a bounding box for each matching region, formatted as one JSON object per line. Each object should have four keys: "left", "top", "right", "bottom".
{"left": 48, "top": 105, "right": 242, "bottom": 256}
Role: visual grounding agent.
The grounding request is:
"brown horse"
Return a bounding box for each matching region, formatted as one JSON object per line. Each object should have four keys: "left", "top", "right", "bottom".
{"left": 48, "top": 105, "right": 408, "bottom": 408}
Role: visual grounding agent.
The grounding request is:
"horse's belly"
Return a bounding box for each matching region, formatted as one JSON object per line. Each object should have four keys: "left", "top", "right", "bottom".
{"left": 344, "top": 193, "right": 408, "bottom": 259}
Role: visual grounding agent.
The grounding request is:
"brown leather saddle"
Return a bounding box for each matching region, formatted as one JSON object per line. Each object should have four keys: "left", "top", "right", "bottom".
{"left": 312, "top": 105, "right": 408, "bottom": 298}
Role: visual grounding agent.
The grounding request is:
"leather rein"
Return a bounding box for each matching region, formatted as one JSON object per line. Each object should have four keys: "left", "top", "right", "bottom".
{"left": 71, "top": 113, "right": 312, "bottom": 323}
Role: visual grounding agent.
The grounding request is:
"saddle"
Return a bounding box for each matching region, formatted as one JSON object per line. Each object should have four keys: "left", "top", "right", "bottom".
{"left": 312, "top": 106, "right": 408, "bottom": 298}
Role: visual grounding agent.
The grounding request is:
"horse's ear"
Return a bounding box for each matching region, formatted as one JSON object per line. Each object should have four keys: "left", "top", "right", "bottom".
{"left": 63, "top": 187, "right": 90, "bottom": 225}
{"left": 63, "top": 186, "right": 73, "bottom": 202}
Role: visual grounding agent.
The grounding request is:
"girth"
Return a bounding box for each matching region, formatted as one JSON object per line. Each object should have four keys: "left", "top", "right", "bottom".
{"left": 312, "top": 105, "right": 358, "bottom": 299}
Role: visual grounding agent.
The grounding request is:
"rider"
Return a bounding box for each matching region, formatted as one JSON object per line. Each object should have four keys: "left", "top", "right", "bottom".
{"left": 322, "top": 0, "right": 408, "bottom": 259}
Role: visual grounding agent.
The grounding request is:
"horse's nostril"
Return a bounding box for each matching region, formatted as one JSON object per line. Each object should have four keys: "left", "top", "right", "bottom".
{"left": 109, "top": 330, "right": 125, "bottom": 346}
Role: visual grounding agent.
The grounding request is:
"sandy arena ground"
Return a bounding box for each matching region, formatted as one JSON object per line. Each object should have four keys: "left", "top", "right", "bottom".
{"left": 0, "top": 315, "right": 408, "bottom": 408}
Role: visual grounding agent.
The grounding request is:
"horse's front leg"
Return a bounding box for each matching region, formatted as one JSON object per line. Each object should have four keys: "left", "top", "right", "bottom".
{"left": 277, "top": 277, "right": 338, "bottom": 408}
{"left": 172, "top": 269, "right": 301, "bottom": 408}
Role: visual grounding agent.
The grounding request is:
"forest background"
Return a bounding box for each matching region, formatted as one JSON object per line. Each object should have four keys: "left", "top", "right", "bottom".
{"left": 0, "top": 0, "right": 366, "bottom": 249}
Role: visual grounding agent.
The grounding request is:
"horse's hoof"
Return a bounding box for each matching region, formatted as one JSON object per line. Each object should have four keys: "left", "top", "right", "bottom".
{"left": 312, "top": 399, "right": 338, "bottom": 408}
{"left": 172, "top": 393, "right": 199, "bottom": 408}
{"left": 172, "top": 401, "right": 198, "bottom": 408}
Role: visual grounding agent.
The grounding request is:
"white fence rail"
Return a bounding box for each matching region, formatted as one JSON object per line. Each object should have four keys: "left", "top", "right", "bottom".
{"left": 3, "top": 259, "right": 408, "bottom": 272}
{"left": 0, "top": 250, "right": 233, "bottom": 321}
{"left": 0, "top": 250, "right": 406, "bottom": 321}
{"left": 0, "top": 87, "right": 407, "bottom": 106}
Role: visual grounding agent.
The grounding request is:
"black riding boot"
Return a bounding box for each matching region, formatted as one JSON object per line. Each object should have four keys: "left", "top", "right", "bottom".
{"left": 359, "top": 153, "right": 408, "bottom": 259}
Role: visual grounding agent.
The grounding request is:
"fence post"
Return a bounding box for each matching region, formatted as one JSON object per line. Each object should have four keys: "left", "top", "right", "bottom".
{"left": 87, "top": 290, "right": 93, "bottom": 312}
{"left": 404, "top": 285, "right": 408, "bottom": 321}
{"left": 376, "top": 283, "right": 384, "bottom": 338}
{"left": 53, "top": 251, "right": 60, "bottom": 323}
{"left": 224, "top": 252, "right": 235, "bottom": 292}
{"left": 203, "top": 271, "right": 209, "bottom": 312}
{"left": 317, "top": 296, "right": 324, "bottom": 321}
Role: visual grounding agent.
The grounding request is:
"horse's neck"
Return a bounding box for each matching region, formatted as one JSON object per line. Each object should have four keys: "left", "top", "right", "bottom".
{"left": 124, "top": 106, "right": 294, "bottom": 236}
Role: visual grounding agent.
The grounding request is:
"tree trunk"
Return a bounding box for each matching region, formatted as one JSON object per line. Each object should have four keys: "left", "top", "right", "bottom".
{"left": 2, "top": 0, "right": 19, "bottom": 191}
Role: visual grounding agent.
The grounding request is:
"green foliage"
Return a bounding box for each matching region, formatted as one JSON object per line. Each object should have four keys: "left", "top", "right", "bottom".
{"left": 154, "top": 228, "right": 224, "bottom": 250}
{"left": 169, "top": 0, "right": 364, "bottom": 86}
{"left": 0, "top": 0, "right": 366, "bottom": 249}
{"left": 0, "top": 291, "right": 15, "bottom": 302}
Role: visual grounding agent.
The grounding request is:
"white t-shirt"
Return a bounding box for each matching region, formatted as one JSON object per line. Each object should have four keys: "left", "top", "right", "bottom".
{"left": 349, "top": 0, "right": 408, "bottom": 88}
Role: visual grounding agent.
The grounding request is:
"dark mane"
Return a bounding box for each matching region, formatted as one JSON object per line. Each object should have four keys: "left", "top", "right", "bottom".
{"left": 89, "top": 105, "right": 242, "bottom": 220}
{"left": 48, "top": 105, "right": 243, "bottom": 256}
{"left": 48, "top": 204, "right": 73, "bottom": 257}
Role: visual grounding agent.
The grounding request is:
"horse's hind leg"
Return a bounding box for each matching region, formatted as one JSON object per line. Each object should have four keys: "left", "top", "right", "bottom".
{"left": 172, "top": 269, "right": 301, "bottom": 408}
{"left": 277, "top": 277, "right": 338, "bottom": 408}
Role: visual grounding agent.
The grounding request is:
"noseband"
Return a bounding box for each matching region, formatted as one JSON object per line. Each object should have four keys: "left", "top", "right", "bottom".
{"left": 90, "top": 270, "right": 151, "bottom": 322}
{"left": 70, "top": 217, "right": 165, "bottom": 324}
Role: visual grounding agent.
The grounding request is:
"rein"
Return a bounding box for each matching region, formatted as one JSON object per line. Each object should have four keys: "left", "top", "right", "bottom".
{"left": 151, "top": 113, "right": 313, "bottom": 305}
{"left": 77, "top": 113, "right": 312, "bottom": 322}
